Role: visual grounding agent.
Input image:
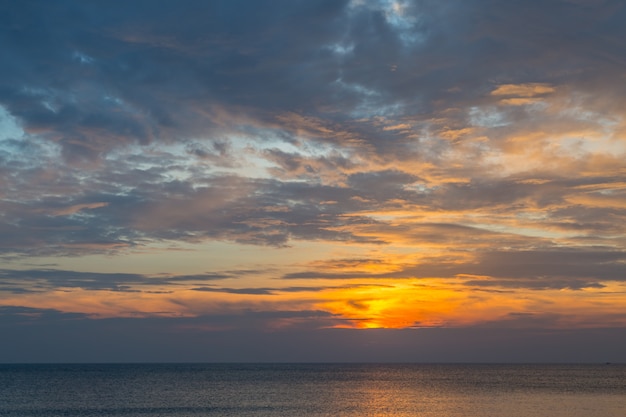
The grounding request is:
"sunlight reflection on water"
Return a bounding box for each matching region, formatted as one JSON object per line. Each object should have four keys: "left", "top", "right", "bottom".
{"left": 0, "top": 363, "right": 624, "bottom": 417}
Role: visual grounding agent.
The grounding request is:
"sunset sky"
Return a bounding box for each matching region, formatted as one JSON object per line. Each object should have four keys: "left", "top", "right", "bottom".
{"left": 1, "top": 0, "right": 626, "bottom": 362}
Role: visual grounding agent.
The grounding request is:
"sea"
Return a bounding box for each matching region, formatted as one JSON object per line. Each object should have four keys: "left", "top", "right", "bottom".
{"left": 0, "top": 363, "right": 624, "bottom": 417}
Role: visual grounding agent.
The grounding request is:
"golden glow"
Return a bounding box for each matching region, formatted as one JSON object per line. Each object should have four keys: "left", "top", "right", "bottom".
{"left": 490, "top": 83, "right": 556, "bottom": 97}
{"left": 4, "top": 275, "right": 626, "bottom": 330}
{"left": 3, "top": 2, "right": 626, "bottom": 361}
{"left": 3, "top": 79, "right": 626, "bottom": 335}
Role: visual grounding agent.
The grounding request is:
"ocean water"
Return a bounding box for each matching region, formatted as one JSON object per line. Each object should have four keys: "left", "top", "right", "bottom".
{"left": 0, "top": 363, "right": 624, "bottom": 417}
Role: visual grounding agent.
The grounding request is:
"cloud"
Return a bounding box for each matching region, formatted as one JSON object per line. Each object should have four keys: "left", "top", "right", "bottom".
{"left": 0, "top": 269, "right": 233, "bottom": 293}
{"left": 285, "top": 247, "right": 626, "bottom": 289}
{"left": 1, "top": 305, "right": 625, "bottom": 362}
{"left": 50, "top": 202, "right": 109, "bottom": 216}
{"left": 2, "top": 1, "right": 625, "bottom": 168}
{"left": 490, "top": 83, "right": 556, "bottom": 98}
{"left": 1, "top": 0, "right": 626, "bottom": 350}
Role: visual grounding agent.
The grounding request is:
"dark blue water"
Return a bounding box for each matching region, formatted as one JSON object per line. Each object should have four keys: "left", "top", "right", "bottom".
{"left": 0, "top": 363, "right": 624, "bottom": 416}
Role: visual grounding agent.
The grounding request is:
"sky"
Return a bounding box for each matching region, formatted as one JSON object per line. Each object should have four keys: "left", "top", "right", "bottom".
{"left": 1, "top": 0, "right": 626, "bottom": 363}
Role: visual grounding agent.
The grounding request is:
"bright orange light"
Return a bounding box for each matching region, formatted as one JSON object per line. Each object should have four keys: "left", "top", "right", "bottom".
{"left": 3, "top": 276, "right": 626, "bottom": 330}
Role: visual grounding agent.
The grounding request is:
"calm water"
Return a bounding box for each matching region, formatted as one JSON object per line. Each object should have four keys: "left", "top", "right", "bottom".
{"left": 0, "top": 363, "right": 624, "bottom": 417}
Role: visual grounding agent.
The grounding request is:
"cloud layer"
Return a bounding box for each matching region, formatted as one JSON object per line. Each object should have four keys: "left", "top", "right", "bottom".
{"left": 1, "top": 0, "right": 626, "bottom": 359}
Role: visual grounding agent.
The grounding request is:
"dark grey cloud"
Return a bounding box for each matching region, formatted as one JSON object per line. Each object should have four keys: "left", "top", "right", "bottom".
{"left": 1, "top": 0, "right": 624, "bottom": 161}
{"left": 264, "top": 148, "right": 358, "bottom": 179}
{"left": 285, "top": 248, "right": 626, "bottom": 290}
{"left": 471, "top": 249, "right": 626, "bottom": 281}
{"left": 190, "top": 283, "right": 391, "bottom": 296}
{"left": 191, "top": 287, "right": 275, "bottom": 295}
{"left": 0, "top": 269, "right": 233, "bottom": 293}
{"left": 0, "top": 306, "right": 90, "bottom": 325}
{"left": 2, "top": 153, "right": 625, "bottom": 256}
{"left": 0, "top": 266, "right": 396, "bottom": 296}
{"left": 0, "top": 0, "right": 352, "bottom": 161}
{"left": 1, "top": 162, "right": 399, "bottom": 256}
{"left": 1, "top": 306, "right": 625, "bottom": 363}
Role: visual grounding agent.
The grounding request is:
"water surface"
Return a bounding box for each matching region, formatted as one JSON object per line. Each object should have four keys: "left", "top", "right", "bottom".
{"left": 1, "top": 363, "right": 624, "bottom": 416}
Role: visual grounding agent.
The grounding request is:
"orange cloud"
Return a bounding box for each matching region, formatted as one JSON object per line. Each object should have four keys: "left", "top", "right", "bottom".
{"left": 3, "top": 271, "right": 626, "bottom": 331}
{"left": 316, "top": 278, "right": 626, "bottom": 329}
{"left": 383, "top": 123, "right": 412, "bottom": 131}
{"left": 490, "top": 83, "right": 555, "bottom": 97}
